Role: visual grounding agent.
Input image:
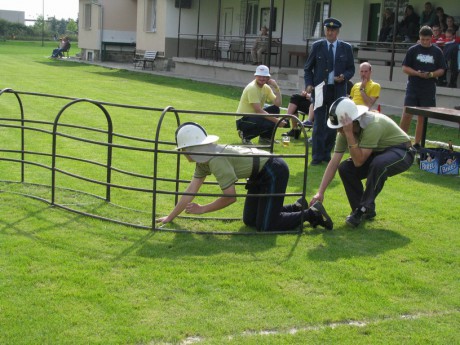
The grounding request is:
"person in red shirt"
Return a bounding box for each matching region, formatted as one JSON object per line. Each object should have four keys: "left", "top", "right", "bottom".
{"left": 435, "top": 28, "right": 460, "bottom": 47}
{"left": 431, "top": 25, "right": 445, "bottom": 44}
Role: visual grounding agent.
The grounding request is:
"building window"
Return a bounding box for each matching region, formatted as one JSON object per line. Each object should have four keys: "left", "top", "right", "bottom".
{"left": 240, "top": 0, "right": 259, "bottom": 36}
{"left": 84, "top": 3, "right": 92, "bottom": 29}
{"left": 304, "top": 0, "right": 330, "bottom": 39}
{"left": 260, "top": 7, "right": 277, "bottom": 31}
{"left": 145, "top": 0, "right": 157, "bottom": 32}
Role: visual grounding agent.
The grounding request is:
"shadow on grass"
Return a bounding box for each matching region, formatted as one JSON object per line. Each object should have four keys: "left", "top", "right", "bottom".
{"left": 37, "top": 60, "right": 244, "bottom": 101}
{"left": 135, "top": 231, "right": 280, "bottom": 259}
{"left": 306, "top": 226, "right": 411, "bottom": 261}
{"left": 39, "top": 60, "right": 88, "bottom": 68}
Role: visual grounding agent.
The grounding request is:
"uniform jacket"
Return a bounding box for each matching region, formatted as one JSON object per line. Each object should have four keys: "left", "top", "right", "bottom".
{"left": 304, "top": 39, "right": 355, "bottom": 97}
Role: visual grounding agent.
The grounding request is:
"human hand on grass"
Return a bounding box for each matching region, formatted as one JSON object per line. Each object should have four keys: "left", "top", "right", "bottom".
{"left": 185, "top": 202, "right": 204, "bottom": 214}
{"left": 156, "top": 216, "right": 170, "bottom": 224}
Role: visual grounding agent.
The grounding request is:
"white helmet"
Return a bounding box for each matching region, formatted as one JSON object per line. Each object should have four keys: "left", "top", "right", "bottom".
{"left": 327, "top": 97, "right": 368, "bottom": 129}
{"left": 254, "top": 65, "right": 271, "bottom": 77}
{"left": 175, "top": 122, "right": 219, "bottom": 150}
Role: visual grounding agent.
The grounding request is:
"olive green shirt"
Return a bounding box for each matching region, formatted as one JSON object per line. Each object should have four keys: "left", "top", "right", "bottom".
{"left": 194, "top": 145, "right": 270, "bottom": 190}
{"left": 334, "top": 112, "right": 410, "bottom": 153}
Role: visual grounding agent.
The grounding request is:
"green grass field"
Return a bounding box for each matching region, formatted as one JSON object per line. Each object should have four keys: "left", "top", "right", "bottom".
{"left": 0, "top": 41, "right": 459, "bottom": 344}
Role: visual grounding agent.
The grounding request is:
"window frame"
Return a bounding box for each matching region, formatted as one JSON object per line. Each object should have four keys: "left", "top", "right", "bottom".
{"left": 84, "top": 3, "right": 92, "bottom": 30}
{"left": 145, "top": 0, "right": 157, "bottom": 33}
{"left": 303, "top": 0, "right": 330, "bottom": 40}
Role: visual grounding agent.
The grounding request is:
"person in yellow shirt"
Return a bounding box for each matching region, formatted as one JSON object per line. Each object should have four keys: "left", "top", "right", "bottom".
{"left": 236, "top": 65, "right": 287, "bottom": 145}
{"left": 349, "top": 62, "right": 381, "bottom": 109}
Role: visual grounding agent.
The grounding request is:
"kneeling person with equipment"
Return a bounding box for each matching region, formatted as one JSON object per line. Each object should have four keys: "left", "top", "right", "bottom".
{"left": 157, "top": 122, "right": 333, "bottom": 232}
{"left": 309, "top": 98, "right": 416, "bottom": 227}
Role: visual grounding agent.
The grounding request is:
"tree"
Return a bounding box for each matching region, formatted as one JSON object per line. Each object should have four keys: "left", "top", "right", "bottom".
{"left": 66, "top": 19, "right": 78, "bottom": 35}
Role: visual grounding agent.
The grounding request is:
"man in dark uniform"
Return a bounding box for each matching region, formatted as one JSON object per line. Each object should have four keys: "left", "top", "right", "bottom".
{"left": 304, "top": 18, "right": 355, "bottom": 165}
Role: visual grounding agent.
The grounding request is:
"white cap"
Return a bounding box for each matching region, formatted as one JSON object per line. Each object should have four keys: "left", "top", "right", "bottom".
{"left": 254, "top": 65, "right": 271, "bottom": 77}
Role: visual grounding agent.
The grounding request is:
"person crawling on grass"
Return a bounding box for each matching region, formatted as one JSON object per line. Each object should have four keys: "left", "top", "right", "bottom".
{"left": 156, "top": 122, "right": 333, "bottom": 232}
{"left": 309, "top": 97, "right": 416, "bottom": 228}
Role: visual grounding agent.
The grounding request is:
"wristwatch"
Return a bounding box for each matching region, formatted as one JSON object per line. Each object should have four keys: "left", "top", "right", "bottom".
{"left": 428, "top": 72, "right": 434, "bottom": 78}
{"left": 360, "top": 88, "right": 365, "bottom": 92}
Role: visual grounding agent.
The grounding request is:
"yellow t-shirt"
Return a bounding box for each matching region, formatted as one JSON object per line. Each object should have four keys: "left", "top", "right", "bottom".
{"left": 236, "top": 80, "right": 276, "bottom": 115}
{"left": 350, "top": 79, "right": 381, "bottom": 106}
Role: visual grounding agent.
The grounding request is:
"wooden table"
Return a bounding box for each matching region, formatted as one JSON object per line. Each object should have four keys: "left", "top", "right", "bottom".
{"left": 404, "top": 107, "right": 460, "bottom": 147}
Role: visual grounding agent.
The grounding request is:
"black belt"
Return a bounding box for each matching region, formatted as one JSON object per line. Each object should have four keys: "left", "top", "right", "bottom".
{"left": 250, "top": 156, "right": 260, "bottom": 180}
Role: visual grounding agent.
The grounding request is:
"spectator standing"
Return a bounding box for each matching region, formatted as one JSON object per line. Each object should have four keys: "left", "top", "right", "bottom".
{"left": 349, "top": 62, "right": 381, "bottom": 109}
{"left": 379, "top": 8, "right": 396, "bottom": 42}
{"left": 236, "top": 65, "right": 286, "bottom": 145}
{"left": 309, "top": 98, "right": 416, "bottom": 227}
{"left": 304, "top": 18, "right": 355, "bottom": 165}
{"left": 445, "top": 16, "right": 459, "bottom": 35}
{"left": 157, "top": 122, "right": 333, "bottom": 231}
{"left": 251, "top": 26, "right": 269, "bottom": 65}
{"left": 399, "top": 26, "right": 447, "bottom": 147}
{"left": 420, "top": 2, "right": 436, "bottom": 27}
{"left": 443, "top": 40, "right": 459, "bottom": 88}
{"left": 434, "top": 7, "right": 448, "bottom": 33}
{"left": 398, "top": 5, "right": 420, "bottom": 43}
{"left": 436, "top": 29, "right": 460, "bottom": 88}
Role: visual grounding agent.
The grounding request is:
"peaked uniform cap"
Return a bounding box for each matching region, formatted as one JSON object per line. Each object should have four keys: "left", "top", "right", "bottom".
{"left": 323, "top": 18, "right": 342, "bottom": 28}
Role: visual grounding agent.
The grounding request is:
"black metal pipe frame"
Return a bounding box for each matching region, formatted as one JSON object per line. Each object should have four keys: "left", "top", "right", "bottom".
{"left": 389, "top": 0, "right": 401, "bottom": 81}
{"left": 0, "top": 88, "right": 310, "bottom": 235}
{"left": 179, "top": 1, "right": 408, "bottom": 75}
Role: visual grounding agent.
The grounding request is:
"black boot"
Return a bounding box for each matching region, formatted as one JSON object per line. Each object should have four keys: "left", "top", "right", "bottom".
{"left": 282, "top": 129, "right": 301, "bottom": 139}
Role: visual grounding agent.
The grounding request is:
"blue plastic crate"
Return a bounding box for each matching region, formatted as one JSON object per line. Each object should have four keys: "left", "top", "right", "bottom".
{"left": 419, "top": 147, "right": 459, "bottom": 175}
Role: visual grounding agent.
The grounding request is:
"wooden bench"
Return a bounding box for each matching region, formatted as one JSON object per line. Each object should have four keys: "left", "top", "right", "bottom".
{"left": 210, "top": 40, "right": 231, "bottom": 60}
{"left": 262, "top": 41, "right": 281, "bottom": 65}
{"left": 197, "top": 39, "right": 214, "bottom": 58}
{"left": 233, "top": 39, "right": 255, "bottom": 62}
{"left": 133, "top": 51, "right": 157, "bottom": 70}
{"left": 288, "top": 51, "right": 307, "bottom": 67}
{"left": 233, "top": 39, "right": 280, "bottom": 64}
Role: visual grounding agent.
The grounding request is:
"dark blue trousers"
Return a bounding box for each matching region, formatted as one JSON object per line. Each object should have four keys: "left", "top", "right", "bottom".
{"left": 338, "top": 144, "right": 415, "bottom": 212}
{"left": 243, "top": 157, "right": 313, "bottom": 231}
{"left": 236, "top": 105, "right": 280, "bottom": 140}
{"left": 312, "top": 85, "right": 338, "bottom": 162}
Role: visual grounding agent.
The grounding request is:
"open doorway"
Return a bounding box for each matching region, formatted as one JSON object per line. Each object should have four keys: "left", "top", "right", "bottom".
{"left": 368, "top": 3, "right": 381, "bottom": 41}
{"left": 221, "top": 7, "right": 234, "bottom": 38}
